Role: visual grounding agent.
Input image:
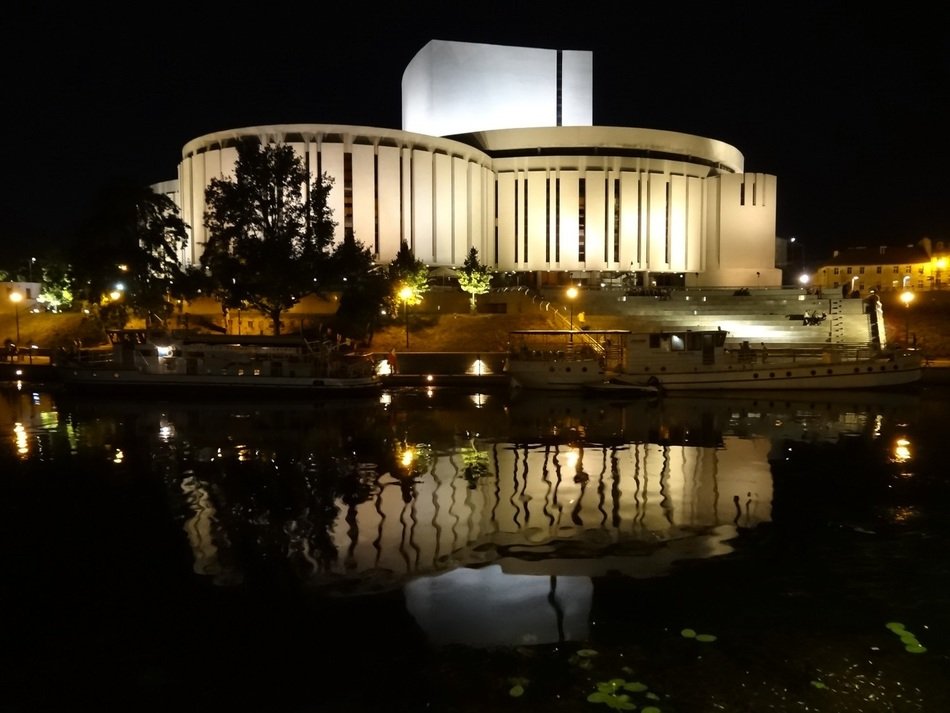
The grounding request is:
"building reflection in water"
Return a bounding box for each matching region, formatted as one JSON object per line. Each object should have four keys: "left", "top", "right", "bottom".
{"left": 2, "top": 387, "right": 920, "bottom": 648}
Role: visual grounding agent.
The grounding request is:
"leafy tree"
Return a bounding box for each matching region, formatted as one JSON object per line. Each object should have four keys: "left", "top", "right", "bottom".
{"left": 456, "top": 247, "right": 493, "bottom": 313}
{"left": 70, "top": 180, "right": 189, "bottom": 327}
{"left": 36, "top": 254, "right": 74, "bottom": 312}
{"left": 327, "top": 230, "right": 389, "bottom": 343}
{"left": 201, "top": 139, "right": 336, "bottom": 335}
{"left": 171, "top": 265, "right": 215, "bottom": 304}
{"left": 387, "top": 240, "right": 430, "bottom": 311}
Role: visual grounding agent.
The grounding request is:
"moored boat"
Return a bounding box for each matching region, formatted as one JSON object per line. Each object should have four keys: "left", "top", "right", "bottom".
{"left": 611, "top": 328, "right": 922, "bottom": 391}
{"left": 503, "top": 329, "right": 628, "bottom": 390}
{"left": 504, "top": 327, "right": 923, "bottom": 391}
{"left": 57, "top": 329, "right": 381, "bottom": 394}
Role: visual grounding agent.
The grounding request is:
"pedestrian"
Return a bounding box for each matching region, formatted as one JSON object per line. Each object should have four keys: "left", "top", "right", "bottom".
{"left": 388, "top": 347, "right": 398, "bottom": 374}
{"left": 760, "top": 343, "right": 768, "bottom": 363}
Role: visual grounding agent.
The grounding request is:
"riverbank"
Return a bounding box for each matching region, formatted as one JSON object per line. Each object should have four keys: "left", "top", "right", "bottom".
{"left": 2, "top": 288, "right": 948, "bottom": 357}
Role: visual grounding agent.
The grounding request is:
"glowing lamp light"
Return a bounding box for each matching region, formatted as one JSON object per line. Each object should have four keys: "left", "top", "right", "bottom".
{"left": 565, "top": 285, "right": 579, "bottom": 332}
{"left": 900, "top": 290, "right": 915, "bottom": 345}
{"left": 467, "top": 358, "right": 490, "bottom": 376}
{"left": 9, "top": 291, "right": 23, "bottom": 360}
{"left": 893, "top": 437, "right": 911, "bottom": 463}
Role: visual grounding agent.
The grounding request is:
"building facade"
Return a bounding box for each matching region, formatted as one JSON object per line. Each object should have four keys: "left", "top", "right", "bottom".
{"left": 157, "top": 40, "right": 780, "bottom": 289}
{"left": 814, "top": 238, "right": 949, "bottom": 296}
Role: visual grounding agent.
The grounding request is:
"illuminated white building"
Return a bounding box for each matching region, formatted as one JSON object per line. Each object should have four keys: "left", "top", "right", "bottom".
{"left": 159, "top": 40, "right": 779, "bottom": 288}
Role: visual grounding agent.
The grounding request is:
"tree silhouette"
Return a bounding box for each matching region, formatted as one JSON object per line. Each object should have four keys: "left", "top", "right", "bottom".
{"left": 202, "top": 139, "right": 336, "bottom": 335}
{"left": 70, "top": 179, "right": 189, "bottom": 328}
{"left": 327, "top": 230, "right": 388, "bottom": 343}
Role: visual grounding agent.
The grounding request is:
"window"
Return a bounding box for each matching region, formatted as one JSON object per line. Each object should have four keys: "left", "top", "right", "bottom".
{"left": 833, "top": 267, "right": 840, "bottom": 275}
{"left": 859, "top": 266, "right": 865, "bottom": 274}
{"left": 876, "top": 266, "right": 882, "bottom": 274}
{"left": 846, "top": 266, "right": 853, "bottom": 274}
{"left": 893, "top": 266, "right": 899, "bottom": 274}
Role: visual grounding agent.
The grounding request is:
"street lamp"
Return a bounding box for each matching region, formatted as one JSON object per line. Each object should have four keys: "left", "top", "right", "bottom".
{"left": 900, "top": 290, "right": 915, "bottom": 346}
{"left": 566, "top": 285, "right": 578, "bottom": 330}
{"left": 9, "top": 291, "right": 22, "bottom": 361}
{"left": 398, "top": 285, "right": 413, "bottom": 349}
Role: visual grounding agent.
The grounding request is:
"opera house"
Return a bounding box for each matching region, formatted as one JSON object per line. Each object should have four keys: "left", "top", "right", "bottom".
{"left": 155, "top": 39, "right": 780, "bottom": 289}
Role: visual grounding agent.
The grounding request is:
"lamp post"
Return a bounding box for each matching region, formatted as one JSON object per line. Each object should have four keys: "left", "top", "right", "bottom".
{"left": 566, "top": 285, "right": 578, "bottom": 330}
{"left": 900, "top": 290, "right": 915, "bottom": 346}
{"left": 9, "top": 291, "right": 22, "bottom": 362}
{"left": 398, "top": 285, "right": 413, "bottom": 349}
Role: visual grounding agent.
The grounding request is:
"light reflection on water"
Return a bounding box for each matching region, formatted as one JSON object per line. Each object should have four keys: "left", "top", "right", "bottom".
{"left": 4, "top": 385, "right": 948, "bottom": 711}
{"left": 2, "top": 389, "right": 922, "bottom": 603}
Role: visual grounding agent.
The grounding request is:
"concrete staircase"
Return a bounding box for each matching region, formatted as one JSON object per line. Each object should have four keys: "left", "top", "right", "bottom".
{"left": 532, "top": 287, "right": 879, "bottom": 349}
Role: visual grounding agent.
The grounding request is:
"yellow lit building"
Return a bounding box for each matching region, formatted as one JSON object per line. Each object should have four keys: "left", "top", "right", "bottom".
{"left": 814, "top": 238, "right": 949, "bottom": 296}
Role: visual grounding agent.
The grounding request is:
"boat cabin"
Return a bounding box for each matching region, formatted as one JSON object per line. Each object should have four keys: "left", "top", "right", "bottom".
{"left": 623, "top": 328, "right": 728, "bottom": 372}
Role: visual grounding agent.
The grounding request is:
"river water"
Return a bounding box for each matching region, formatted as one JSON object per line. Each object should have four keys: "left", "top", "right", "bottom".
{"left": 3, "top": 383, "right": 949, "bottom": 712}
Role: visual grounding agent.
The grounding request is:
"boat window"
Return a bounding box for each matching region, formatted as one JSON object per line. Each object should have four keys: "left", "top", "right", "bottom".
{"left": 670, "top": 335, "right": 685, "bottom": 351}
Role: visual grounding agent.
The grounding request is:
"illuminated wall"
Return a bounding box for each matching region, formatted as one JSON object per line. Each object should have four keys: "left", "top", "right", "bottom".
{"left": 402, "top": 40, "right": 593, "bottom": 136}
{"left": 175, "top": 126, "right": 495, "bottom": 269}
{"left": 160, "top": 41, "right": 781, "bottom": 287}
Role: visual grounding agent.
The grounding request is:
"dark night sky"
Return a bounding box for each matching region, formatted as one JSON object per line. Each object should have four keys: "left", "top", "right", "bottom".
{"left": 3, "top": 4, "right": 948, "bottom": 264}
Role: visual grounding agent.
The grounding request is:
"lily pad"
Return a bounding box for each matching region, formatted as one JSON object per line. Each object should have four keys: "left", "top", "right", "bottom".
{"left": 508, "top": 684, "right": 525, "bottom": 698}
{"left": 680, "top": 628, "right": 697, "bottom": 638}
{"left": 695, "top": 634, "right": 718, "bottom": 643}
{"left": 905, "top": 644, "right": 928, "bottom": 654}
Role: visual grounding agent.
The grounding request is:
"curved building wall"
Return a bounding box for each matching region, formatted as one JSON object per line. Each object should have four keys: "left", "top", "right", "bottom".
{"left": 168, "top": 124, "right": 778, "bottom": 287}
{"left": 176, "top": 125, "right": 496, "bottom": 269}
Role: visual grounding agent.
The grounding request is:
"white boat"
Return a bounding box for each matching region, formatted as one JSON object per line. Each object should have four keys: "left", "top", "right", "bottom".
{"left": 504, "top": 329, "right": 628, "bottom": 390}
{"left": 57, "top": 329, "right": 381, "bottom": 394}
{"left": 504, "top": 328, "right": 923, "bottom": 391}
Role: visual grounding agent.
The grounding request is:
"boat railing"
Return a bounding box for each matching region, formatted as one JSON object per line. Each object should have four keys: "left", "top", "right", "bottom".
{"left": 512, "top": 345, "right": 600, "bottom": 362}
{"left": 722, "top": 343, "right": 886, "bottom": 366}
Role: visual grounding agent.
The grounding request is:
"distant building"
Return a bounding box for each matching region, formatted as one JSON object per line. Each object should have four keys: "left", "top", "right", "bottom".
{"left": 156, "top": 40, "right": 780, "bottom": 289}
{"left": 814, "top": 238, "right": 949, "bottom": 295}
